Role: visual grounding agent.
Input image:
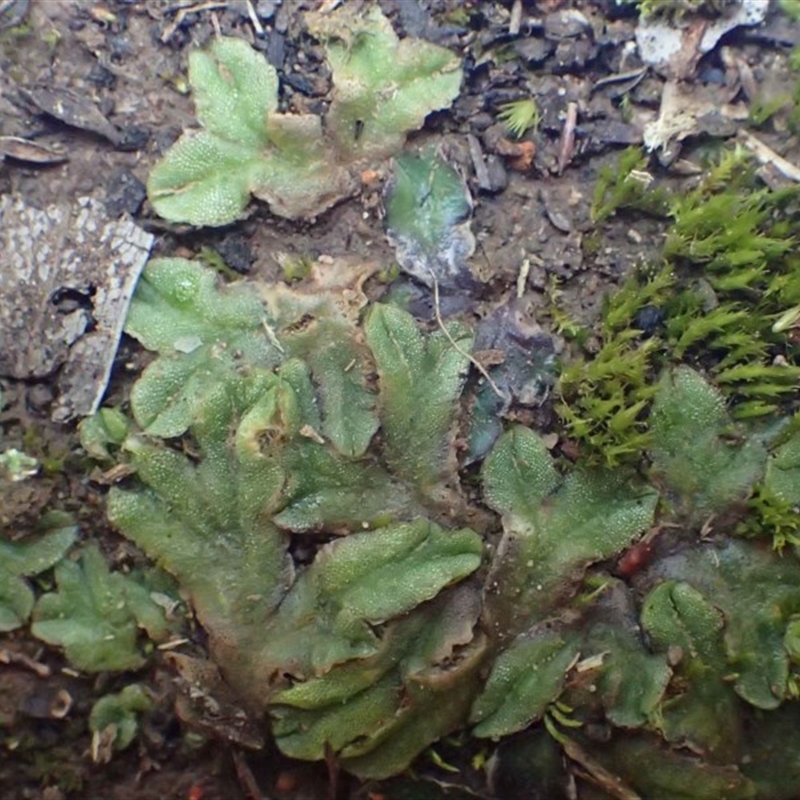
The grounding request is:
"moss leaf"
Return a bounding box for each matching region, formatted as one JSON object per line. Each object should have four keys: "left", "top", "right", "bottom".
{"left": 642, "top": 540, "right": 800, "bottom": 710}
{"left": 0, "top": 525, "right": 77, "bottom": 632}
{"left": 89, "top": 684, "right": 153, "bottom": 757}
{"left": 124, "top": 258, "right": 282, "bottom": 437}
{"left": 108, "top": 372, "right": 293, "bottom": 646}
{"left": 481, "top": 427, "right": 657, "bottom": 638}
{"left": 283, "top": 318, "right": 378, "bottom": 458}
{"left": 641, "top": 581, "right": 741, "bottom": 760}
{"left": 270, "top": 585, "right": 485, "bottom": 779}
{"left": 592, "top": 733, "right": 756, "bottom": 800}
{"left": 764, "top": 428, "right": 800, "bottom": 503}
{"left": 307, "top": 6, "right": 462, "bottom": 160}
{"left": 257, "top": 519, "right": 482, "bottom": 679}
{"left": 365, "top": 303, "right": 472, "bottom": 495}
{"left": 649, "top": 366, "right": 767, "bottom": 518}
{"left": 470, "top": 624, "right": 580, "bottom": 738}
{"left": 31, "top": 546, "right": 170, "bottom": 672}
{"left": 584, "top": 620, "right": 671, "bottom": 729}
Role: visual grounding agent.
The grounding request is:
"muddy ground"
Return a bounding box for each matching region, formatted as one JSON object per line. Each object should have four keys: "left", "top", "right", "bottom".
{"left": 2, "top": 0, "right": 800, "bottom": 798}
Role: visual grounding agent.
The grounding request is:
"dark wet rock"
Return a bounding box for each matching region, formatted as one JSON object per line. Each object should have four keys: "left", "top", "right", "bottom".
{"left": 282, "top": 72, "right": 315, "bottom": 96}
{"left": 539, "top": 229, "right": 584, "bottom": 278}
{"left": 152, "top": 125, "right": 182, "bottom": 154}
{"left": 87, "top": 63, "right": 116, "bottom": 90}
{"left": 513, "top": 36, "right": 555, "bottom": 66}
{"left": 582, "top": 119, "right": 643, "bottom": 148}
{"left": 488, "top": 729, "right": 571, "bottom": 800}
{"left": 217, "top": 232, "right": 254, "bottom": 274}
{"left": 699, "top": 66, "right": 726, "bottom": 85}
{"left": 464, "top": 302, "right": 558, "bottom": 463}
{"left": 543, "top": 202, "right": 572, "bottom": 234}
{"left": 470, "top": 111, "right": 496, "bottom": 130}
{"left": 475, "top": 302, "right": 557, "bottom": 408}
{"left": 632, "top": 75, "right": 666, "bottom": 106}
{"left": 114, "top": 125, "right": 149, "bottom": 152}
{"left": 551, "top": 38, "right": 598, "bottom": 72}
{"left": 105, "top": 167, "right": 147, "bottom": 217}
{"left": 26, "top": 382, "right": 56, "bottom": 414}
{"left": 596, "top": 18, "right": 637, "bottom": 47}
{"left": 386, "top": 0, "right": 429, "bottom": 38}
{"left": 382, "top": 277, "right": 475, "bottom": 321}
{"left": 19, "top": 86, "right": 121, "bottom": 146}
{"left": 544, "top": 9, "right": 593, "bottom": 40}
{"left": 484, "top": 155, "right": 509, "bottom": 194}
{"left": 596, "top": 0, "right": 641, "bottom": 20}
{"left": 109, "top": 34, "right": 132, "bottom": 62}
{"left": 274, "top": 1, "right": 291, "bottom": 33}
{"left": 634, "top": 304, "right": 664, "bottom": 335}
{"left": 259, "top": 28, "right": 285, "bottom": 68}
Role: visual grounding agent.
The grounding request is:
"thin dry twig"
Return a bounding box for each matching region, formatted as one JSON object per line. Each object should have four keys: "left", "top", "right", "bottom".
{"left": 210, "top": 9, "right": 222, "bottom": 36}
{"left": 161, "top": 1, "right": 231, "bottom": 42}
{"left": 561, "top": 735, "right": 642, "bottom": 800}
{"left": 737, "top": 129, "right": 800, "bottom": 183}
{"left": 509, "top": 0, "right": 522, "bottom": 35}
{"left": 430, "top": 272, "right": 507, "bottom": 402}
{"left": 262, "top": 318, "right": 285, "bottom": 353}
{"left": 245, "top": 0, "right": 264, "bottom": 35}
{"left": 516, "top": 257, "right": 530, "bottom": 299}
{"left": 232, "top": 748, "right": 266, "bottom": 800}
{"left": 467, "top": 133, "right": 492, "bottom": 192}
{"left": 0, "top": 647, "right": 51, "bottom": 677}
{"left": 591, "top": 67, "right": 647, "bottom": 92}
{"left": 557, "top": 101, "right": 578, "bottom": 175}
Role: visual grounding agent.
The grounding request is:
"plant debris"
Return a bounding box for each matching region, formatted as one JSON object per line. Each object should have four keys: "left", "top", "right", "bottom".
{"left": 0, "top": 195, "right": 153, "bottom": 421}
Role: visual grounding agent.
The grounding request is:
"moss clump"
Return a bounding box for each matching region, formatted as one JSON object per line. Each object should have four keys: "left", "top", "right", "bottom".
{"left": 557, "top": 148, "right": 800, "bottom": 467}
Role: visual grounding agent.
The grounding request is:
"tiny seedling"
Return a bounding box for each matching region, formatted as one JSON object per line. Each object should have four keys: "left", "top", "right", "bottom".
{"left": 497, "top": 98, "right": 540, "bottom": 138}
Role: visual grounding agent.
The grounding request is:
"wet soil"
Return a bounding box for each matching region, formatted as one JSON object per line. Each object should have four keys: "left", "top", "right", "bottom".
{"left": 2, "top": 1, "right": 800, "bottom": 798}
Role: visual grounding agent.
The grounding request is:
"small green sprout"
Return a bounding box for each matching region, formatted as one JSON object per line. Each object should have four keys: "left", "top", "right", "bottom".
{"left": 543, "top": 702, "right": 582, "bottom": 745}
{"left": 0, "top": 448, "right": 38, "bottom": 481}
{"left": 426, "top": 747, "right": 460, "bottom": 773}
{"left": 749, "top": 93, "right": 791, "bottom": 127}
{"left": 590, "top": 146, "right": 670, "bottom": 222}
{"left": 773, "top": 303, "right": 800, "bottom": 333}
{"left": 89, "top": 684, "right": 153, "bottom": 763}
{"left": 738, "top": 485, "right": 800, "bottom": 551}
{"left": 497, "top": 98, "right": 540, "bottom": 138}
{"left": 276, "top": 251, "right": 313, "bottom": 282}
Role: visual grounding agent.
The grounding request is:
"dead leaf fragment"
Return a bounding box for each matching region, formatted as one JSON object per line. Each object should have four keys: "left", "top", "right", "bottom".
{"left": 19, "top": 86, "right": 121, "bottom": 146}
{"left": 737, "top": 129, "right": 800, "bottom": 184}
{"left": 635, "top": 0, "right": 767, "bottom": 79}
{"left": 0, "top": 136, "right": 68, "bottom": 164}
{"left": 168, "top": 652, "right": 264, "bottom": 749}
{"left": 644, "top": 80, "right": 748, "bottom": 153}
{"left": 0, "top": 195, "right": 153, "bottom": 421}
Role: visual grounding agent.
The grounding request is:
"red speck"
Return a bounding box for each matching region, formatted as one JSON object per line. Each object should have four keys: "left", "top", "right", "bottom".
{"left": 275, "top": 772, "right": 297, "bottom": 793}
{"left": 616, "top": 539, "right": 655, "bottom": 578}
